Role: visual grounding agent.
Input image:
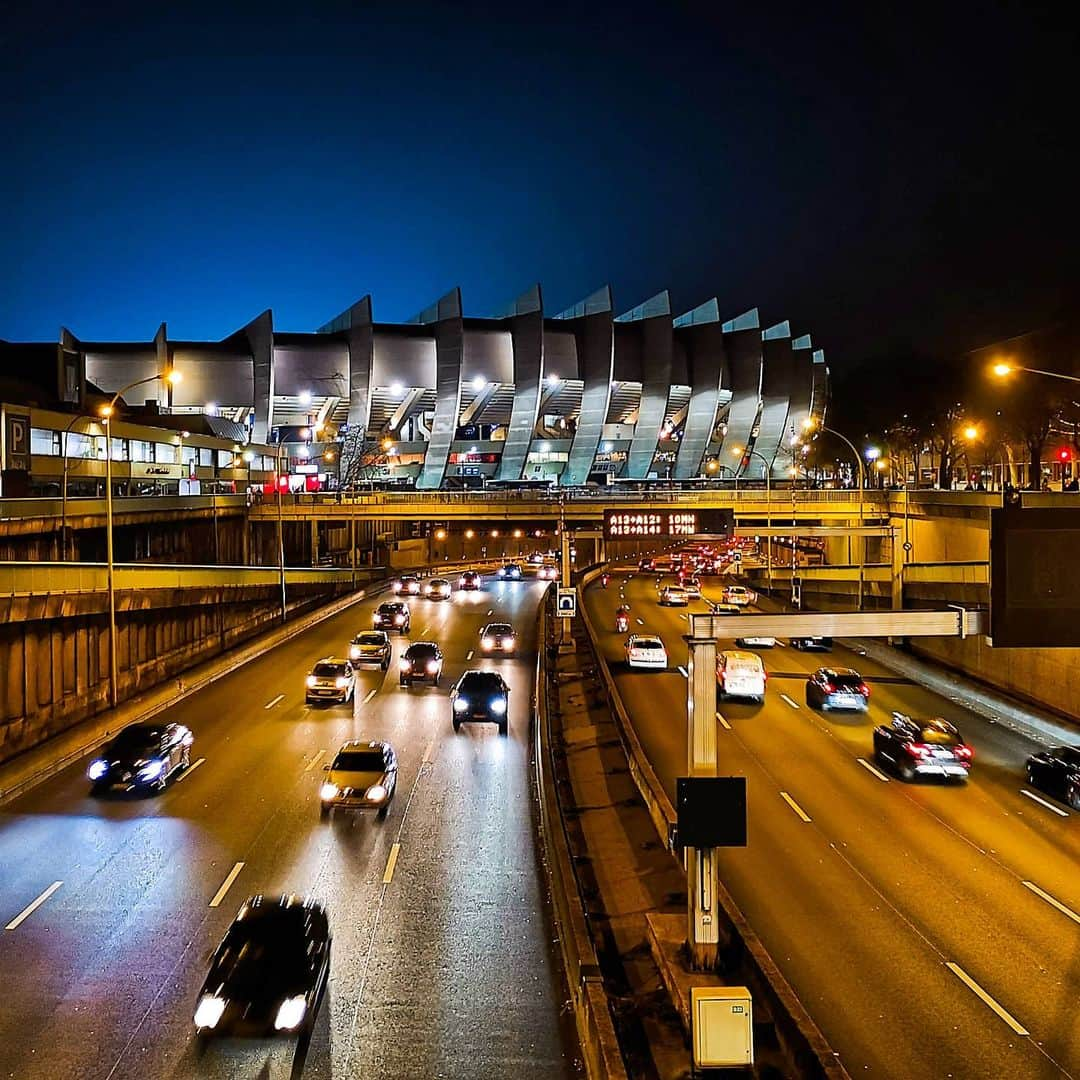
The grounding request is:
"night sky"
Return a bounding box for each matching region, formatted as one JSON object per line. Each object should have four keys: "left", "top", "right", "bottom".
{"left": 2, "top": 1, "right": 1076, "bottom": 378}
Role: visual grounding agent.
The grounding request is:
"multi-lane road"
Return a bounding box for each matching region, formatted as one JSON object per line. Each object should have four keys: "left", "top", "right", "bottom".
{"left": 588, "top": 570, "right": 1080, "bottom": 1079}
{"left": 0, "top": 575, "right": 580, "bottom": 1079}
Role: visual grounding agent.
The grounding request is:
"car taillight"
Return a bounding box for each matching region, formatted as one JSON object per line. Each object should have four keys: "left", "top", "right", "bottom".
{"left": 905, "top": 742, "right": 929, "bottom": 757}
{"left": 858, "top": 683, "right": 870, "bottom": 696}
{"left": 823, "top": 682, "right": 836, "bottom": 694}
{"left": 954, "top": 744, "right": 973, "bottom": 760}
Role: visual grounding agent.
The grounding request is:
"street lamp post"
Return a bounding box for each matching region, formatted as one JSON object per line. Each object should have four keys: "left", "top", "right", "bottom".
{"left": 732, "top": 447, "right": 772, "bottom": 594}
{"left": 803, "top": 421, "right": 866, "bottom": 609}
{"left": 100, "top": 369, "right": 181, "bottom": 707}
{"left": 992, "top": 361, "right": 1080, "bottom": 385}
{"left": 60, "top": 412, "right": 97, "bottom": 561}
{"left": 277, "top": 443, "right": 288, "bottom": 621}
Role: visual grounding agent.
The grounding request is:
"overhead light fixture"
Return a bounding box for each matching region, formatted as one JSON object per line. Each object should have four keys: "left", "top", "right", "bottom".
{"left": 298, "top": 390, "right": 312, "bottom": 406}
{"left": 471, "top": 375, "right": 486, "bottom": 391}
{"left": 390, "top": 382, "right": 404, "bottom": 396}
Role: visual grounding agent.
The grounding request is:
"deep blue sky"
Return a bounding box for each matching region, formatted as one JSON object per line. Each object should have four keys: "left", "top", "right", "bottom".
{"left": 1, "top": 0, "right": 1076, "bottom": 371}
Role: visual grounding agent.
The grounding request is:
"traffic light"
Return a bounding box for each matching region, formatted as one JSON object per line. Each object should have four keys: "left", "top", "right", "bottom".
{"left": 1058, "top": 448, "right": 1072, "bottom": 464}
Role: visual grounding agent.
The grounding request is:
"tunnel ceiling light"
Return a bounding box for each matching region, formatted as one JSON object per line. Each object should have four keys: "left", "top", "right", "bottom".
{"left": 390, "top": 382, "right": 404, "bottom": 396}
{"left": 546, "top": 373, "right": 560, "bottom": 386}
{"left": 471, "top": 375, "right": 486, "bottom": 391}
{"left": 298, "top": 390, "right": 312, "bottom": 405}
{"left": 205, "top": 402, "right": 217, "bottom": 415}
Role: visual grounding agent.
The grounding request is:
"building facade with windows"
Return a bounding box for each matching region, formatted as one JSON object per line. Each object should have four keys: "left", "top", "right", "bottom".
{"left": 1, "top": 284, "right": 829, "bottom": 491}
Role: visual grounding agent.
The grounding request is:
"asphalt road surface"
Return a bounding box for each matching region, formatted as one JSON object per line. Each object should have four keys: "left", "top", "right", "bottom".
{"left": 0, "top": 575, "right": 580, "bottom": 1080}
{"left": 588, "top": 570, "right": 1080, "bottom": 1079}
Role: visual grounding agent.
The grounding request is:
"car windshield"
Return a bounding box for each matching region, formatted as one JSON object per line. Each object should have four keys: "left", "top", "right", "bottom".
{"left": 215, "top": 913, "right": 309, "bottom": 994}
{"left": 635, "top": 640, "right": 664, "bottom": 650}
{"left": 460, "top": 673, "right": 503, "bottom": 693}
{"left": 487, "top": 624, "right": 513, "bottom": 635}
{"left": 727, "top": 660, "right": 762, "bottom": 674}
{"left": 313, "top": 663, "right": 346, "bottom": 677}
{"left": 333, "top": 751, "right": 385, "bottom": 772}
{"left": 379, "top": 604, "right": 403, "bottom": 613}
{"left": 831, "top": 673, "right": 863, "bottom": 688}
{"left": 112, "top": 728, "right": 161, "bottom": 753}
{"left": 405, "top": 644, "right": 437, "bottom": 659}
{"left": 1059, "top": 747, "right": 1080, "bottom": 765}
{"left": 354, "top": 633, "right": 385, "bottom": 646}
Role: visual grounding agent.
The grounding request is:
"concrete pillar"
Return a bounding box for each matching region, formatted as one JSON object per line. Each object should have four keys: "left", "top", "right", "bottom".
{"left": 890, "top": 525, "right": 903, "bottom": 610}
{"left": 686, "top": 633, "right": 719, "bottom": 970}
{"left": 311, "top": 518, "right": 319, "bottom": 567}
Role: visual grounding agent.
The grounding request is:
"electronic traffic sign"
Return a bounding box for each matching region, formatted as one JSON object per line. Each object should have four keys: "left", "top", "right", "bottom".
{"left": 602, "top": 508, "right": 734, "bottom": 540}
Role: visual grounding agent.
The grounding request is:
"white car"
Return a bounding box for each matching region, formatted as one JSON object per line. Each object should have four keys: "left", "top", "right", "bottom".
{"left": 716, "top": 650, "right": 767, "bottom": 702}
{"left": 538, "top": 562, "right": 559, "bottom": 580}
{"left": 735, "top": 635, "right": 777, "bottom": 648}
{"left": 721, "top": 585, "right": 754, "bottom": 607}
{"left": 680, "top": 577, "right": 702, "bottom": 598}
{"left": 625, "top": 634, "right": 668, "bottom": 670}
{"left": 659, "top": 585, "right": 689, "bottom": 606}
{"left": 423, "top": 577, "right": 452, "bottom": 600}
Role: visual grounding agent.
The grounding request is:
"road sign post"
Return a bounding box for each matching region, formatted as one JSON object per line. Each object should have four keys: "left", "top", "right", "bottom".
{"left": 556, "top": 588, "right": 577, "bottom": 618}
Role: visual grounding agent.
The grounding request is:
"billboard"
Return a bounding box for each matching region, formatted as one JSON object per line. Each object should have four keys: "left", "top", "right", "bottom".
{"left": 990, "top": 506, "right": 1080, "bottom": 647}
{"left": 602, "top": 508, "right": 733, "bottom": 540}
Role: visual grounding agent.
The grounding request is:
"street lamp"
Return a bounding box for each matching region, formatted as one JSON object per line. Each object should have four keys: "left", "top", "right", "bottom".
{"left": 991, "top": 360, "right": 1080, "bottom": 384}
{"left": 731, "top": 446, "right": 773, "bottom": 593}
{"left": 802, "top": 418, "right": 867, "bottom": 609}
{"left": 100, "top": 369, "right": 182, "bottom": 706}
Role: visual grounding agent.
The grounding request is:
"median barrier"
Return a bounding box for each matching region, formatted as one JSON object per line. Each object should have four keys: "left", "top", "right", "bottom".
{"left": 533, "top": 594, "right": 629, "bottom": 1080}
{"left": 578, "top": 564, "right": 849, "bottom": 1080}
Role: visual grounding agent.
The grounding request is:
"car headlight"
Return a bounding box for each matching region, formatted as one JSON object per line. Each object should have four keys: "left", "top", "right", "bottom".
{"left": 394, "top": 614, "right": 404, "bottom": 624}
{"left": 194, "top": 994, "right": 227, "bottom": 1030}
{"left": 87, "top": 759, "right": 108, "bottom": 781}
{"left": 427, "top": 660, "right": 439, "bottom": 674}
{"left": 392, "top": 582, "right": 402, "bottom": 593}
{"left": 274, "top": 995, "right": 307, "bottom": 1031}
{"left": 137, "top": 759, "right": 165, "bottom": 781}
{"left": 350, "top": 647, "right": 361, "bottom": 659}
{"left": 320, "top": 782, "right": 339, "bottom": 801}
{"left": 504, "top": 636, "right": 515, "bottom": 647}
{"left": 400, "top": 658, "right": 412, "bottom": 671}
{"left": 459, "top": 577, "right": 467, "bottom": 586}
{"left": 482, "top": 637, "right": 494, "bottom": 649}
{"left": 424, "top": 585, "right": 432, "bottom": 595}
{"left": 498, "top": 568, "right": 506, "bottom": 577}
{"left": 453, "top": 698, "right": 469, "bottom": 712}
{"left": 490, "top": 698, "right": 507, "bottom": 715}
{"left": 366, "top": 784, "right": 386, "bottom": 802}
{"left": 306, "top": 674, "right": 317, "bottom": 687}
{"left": 335, "top": 676, "right": 349, "bottom": 689}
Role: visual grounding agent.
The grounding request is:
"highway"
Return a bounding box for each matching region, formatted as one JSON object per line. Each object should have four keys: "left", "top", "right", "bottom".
{"left": 0, "top": 575, "right": 580, "bottom": 1079}
{"left": 587, "top": 570, "right": 1080, "bottom": 1079}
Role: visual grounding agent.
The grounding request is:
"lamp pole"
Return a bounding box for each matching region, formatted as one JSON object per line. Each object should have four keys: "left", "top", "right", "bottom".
{"left": 101, "top": 369, "right": 180, "bottom": 707}
{"left": 734, "top": 448, "right": 772, "bottom": 594}
{"left": 277, "top": 443, "right": 287, "bottom": 621}
{"left": 60, "top": 412, "right": 95, "bottom": 561}
{"left": 808, "top": 423, "right": 865, "bottom": 609}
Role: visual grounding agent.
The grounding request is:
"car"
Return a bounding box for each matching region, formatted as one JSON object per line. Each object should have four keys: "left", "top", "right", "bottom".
{"left": 711, "top": 602, "right": 741, "bottom": 616}
{"left": 625, "top": 634, "right": 668, "bottom": 670}
{"left": 638, "top": 557, "right": 655, "bottom": 572}
{"left": 451, "top": 670, "right": 511, "bottom": 735}
{"left": 1026, "top": 746, "right": 1080, "bottom": 809}
{"left": 538, "top": 562, "right": 559, "bottom": 580}
{"left": 423, "top": 577, "right": 452, "bottom": 600}
{"left": 319, "top": 740, "right": 397, "bottom": 818}
{"left": 87, "top": 722, "right": 193, "bottom": 794}
{"left": 721, "top": 585, "right": 754, "bottom": 606}
{"left": 399, "top": 641, "right": 443, "bottom": 685}
{"left": 805, "top": 667, "right": 870, "bottom": 711}
{"left": 716, "top": 650, "right": 767, "bottom": 702}
{"left": 305, "top": 658, "right": 356, "bottom": 704}
{"left": 873, "top": 713, "right": 972, "bottom": 782}
{"left": 659, "top": 585, "right": 690, "bottom": 606}
{"left": 498, "top": 562, "right": 522, "bottom": 580}
{"left": 791, "top": 636, "right": 834, "bottom": 651}
{"left": 373, "top": 601, "right": 411, "bottom": 633}
{"left": 348, "top": 630, "right": 391, "bottom": 670}
{"left": 480, "top": 622, "right": 517, "bottom": 654}
{"left": 392, "top": 574, "right": 422, "bottom": 596}
{"left": 735, "top": 635, "right": 777, "bottom": 648}
{"left": 458, "top": 570, "right": 482, "bottom": 590}
{"left": 679, "top": 576, "right": 702, "bottom": 598}
{"left": 194, "top": 895, "right": 330, "bottom": 1039}
{"left": 527, "top": 552, "right": 545, "bottom": 565}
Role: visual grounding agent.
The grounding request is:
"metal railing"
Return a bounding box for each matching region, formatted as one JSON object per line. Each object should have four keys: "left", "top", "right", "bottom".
{"left": 0, "top": 494, "right": 249, "bottom": 521}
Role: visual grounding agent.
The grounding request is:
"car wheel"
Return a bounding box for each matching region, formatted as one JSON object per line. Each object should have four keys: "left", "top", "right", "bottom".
{"left": 320, "top": 805, "right": 330, "bottom": 821}
{"left": 399, "top": 678, "right": 408, "bottom": 687}
{"left": 1068, "top": 783, "right": 1080, "bottom": 811}
{"left": 382, "top": 659, "right": 389, "bottom": 671}
{"left": 452, "top": 718, "right": 461, "bottom": 732}
{"left": 899, "top": 761, "right": 916, "bottom": 782}
{"left": 498, "top": 720, "right": 508, "bottom": 737}
{"left": 1027, "top": 766, "right": 1037, "bottom": 787}
{"left": 182, "top": 747, "right": 191, "bottom": 769}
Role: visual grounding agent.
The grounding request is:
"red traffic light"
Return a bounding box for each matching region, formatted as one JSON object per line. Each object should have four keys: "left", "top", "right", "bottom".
{"left": 1058, "top": 448, "right": 1072, "bottom": 463}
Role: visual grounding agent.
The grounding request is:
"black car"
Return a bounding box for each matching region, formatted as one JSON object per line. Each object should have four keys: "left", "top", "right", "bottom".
{"left": 399, "top": 641, "right": 444, "bottom": 686}
{"left": 373, "top": 601, "right": 411, "bottom": 633}
{"left": 1026, "top": 745, "right": 1080, "bottom": 809}
{"left": 194, "top": 895, "right": 330, "bottom": 1039}
{"left": 805, "top": 667, "right": 870, "bottom": 711}
{"left": 87, "top": 722, "right": 193, "bottom": 794}
{"left": 458, "top": 570, "right": 482, "bottom": 590}
{"left": 498, "top": 563, "right": 522, "bottom": 580}
{"left": 393, "top": 575, "right": 422, "bottom": 596}
{"left": 450, "top": 670, "right": 510, "bottom": 735}
{"left": 873, "top": 712, "right": 973, "bottom": 782}
{"left": 790, "top": 636, "right": 833, "bottom": 651}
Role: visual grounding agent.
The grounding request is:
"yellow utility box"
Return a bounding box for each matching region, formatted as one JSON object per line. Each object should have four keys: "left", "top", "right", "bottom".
{"left": 691, "top": 986, "right": 753, "bottom": 1069}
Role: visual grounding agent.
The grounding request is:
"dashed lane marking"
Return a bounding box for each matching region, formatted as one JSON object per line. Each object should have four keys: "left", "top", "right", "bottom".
{"left": 304, "top": 749, "right": 326, "bottom": 773}
{"left": 264, "top": 694, "right": 284, "bottom": 709}
{"left": 1020, "top": 788, "right": 1069, "bottom": 818}
{"left": 780, "top": 791, "right": 812, "bottom": 823}
{"left": 945, "top": 962, "right": 1029, "bottom": 1036}
{"left": 466, "top": 650, "right": 474, "bottom": 660}
{"left": 779, "top": 693, "right": 800, "bottom": 709}
{"left": 636, "top": 618, "right": 644, "bottom": 626}
{"left": 382, "top": 843, "right": 401, "bottom": 884}
{"left": 363, "top": 688, "right": 377, "bottom": 705}
{"left": 5, "top": 881, "right": 62, "bottom": 931}
{"left": 176, "top": 757, "right": 206, "bottom": 782}
{"left": 1022, "top": 880, "right": 1080, "bottom": 926}
{"left": 716, "top": 712, "right": 731, "bottom": 730}
{"left": 209, "top": 862, "right": 245, "bottom": 908}
{"left": 857, "top": 757, "right": 890, "bottom": 782}
{"left": 677, "top": 666, "right": 689, "bottom": 678}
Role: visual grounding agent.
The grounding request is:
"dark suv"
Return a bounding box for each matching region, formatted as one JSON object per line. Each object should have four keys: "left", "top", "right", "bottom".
{"left": 450, "top": 670, "right": 510, "bottom": 735}
{"left": 399, "top": 642, "right": 444, "bottom": 686}
{"left": 873, "top": 712, "right": 972, "bottom": 782}
{"left": 805, "top": 667, "right": 869, "bottom": 711}
{"left": 373, "top": 601, "right": 410, "bottom": 633}
{"left": 87, "top": 721, "right": 193, "bottom": 794}
{"left": 1026, "top": 745, "right": 1080, "bottom": 809}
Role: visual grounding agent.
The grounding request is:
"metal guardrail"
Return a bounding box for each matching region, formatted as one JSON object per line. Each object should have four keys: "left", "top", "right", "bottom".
{"left": 0, "top": 495, "right": 249, "bottom": 521}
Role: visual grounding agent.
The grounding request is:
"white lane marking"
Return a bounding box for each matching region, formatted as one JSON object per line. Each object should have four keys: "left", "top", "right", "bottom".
{"left": 420, "top": 626, "right": 430, "bottom": 636}
{"left": 422, "top": 738, "right": 436, "bottom": 764}
{"left": 636, "top": 618, "right": 644, "bottom": 626}
{"left": 857, "top": 757, "right": 890, "bottom": 782}
{"left": 779, "top": 693, "right": 799, "bottom": 709}
{"left": 775, "top": 639, "right": 785, "bottom": 647}
{"left": 382, "top": 843, "right": 401, "bottom": 884}
{"left": 1022, "top": 880, "right": 1080, "bottom": 926}
{"left": 945, "top": 962, "right": 1029, "bottom": 1036}
{"left": 486, "top": 609, "right": 493, "bottom": 616}
{"left": 363, "top": 688, "right": 377, "bottom": 705}
{"left": 264, "top": 693, "right": 284, "bottom": 709}
{"left": 679, "top": 613, "right": 688, "bottom": 621}
{"left": 466, "top": 650, "right": 474, "bottom": 661}
{"left": 5, "top": 881, "right": 63, "bottom": 931}
{"left": 716, "top": 711, "right": 731, "bottom": 731}
{"left": 780, "top": 791, "right": 812, "bottom": 823}
{"left": 677, "top": 666, "right": 689, "bottom": 678}
{"left": 304, "top": 749, "right": 326, "bottom": 773}
{"left": 209, "top": 862, "right": 245, "bottom": 908}
{"left": 1020, "top": 788, "right": 1069, "bottom": 818}
{"left": 175, "top": 757, "right": 206, "bottom": 782}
